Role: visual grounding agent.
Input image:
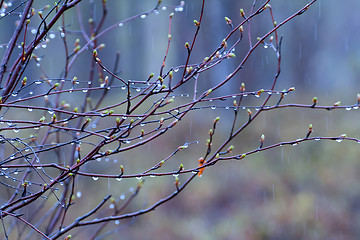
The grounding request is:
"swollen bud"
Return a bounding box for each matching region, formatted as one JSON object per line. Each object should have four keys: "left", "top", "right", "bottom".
{"left": 225, "top": 17, "right": 232, "bottom": 25}
{"left": 240, "top": 9, "right": 245, "bottom": 17}
{"left": 333, "top": 101, "right": 341, "bottom": 107}
{"left": 312, "top": 97, "right": 318, "bottom": 106}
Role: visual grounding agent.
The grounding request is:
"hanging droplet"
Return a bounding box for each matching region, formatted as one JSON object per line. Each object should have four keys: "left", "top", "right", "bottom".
{"left": 92, "top": 176, "right": 99, "bottom": 181}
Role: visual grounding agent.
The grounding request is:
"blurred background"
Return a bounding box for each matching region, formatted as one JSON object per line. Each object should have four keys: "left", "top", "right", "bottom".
{"left": 0, "top": 0, "right": 359, "bottom": 239}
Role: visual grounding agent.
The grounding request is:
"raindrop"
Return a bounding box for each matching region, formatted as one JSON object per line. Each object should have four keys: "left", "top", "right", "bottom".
{"left": 292, "top": 142, "right": 298, "bottom": 146}
{"left": 335, "top": 138, "right": 343, "bottom": 143}
{"left": 13, "top": 128, "right": 20, "bottom": 133}
{"left": 49, "top": 33, "right": 56, "bottom": 39}
{"left": 140, "top": 123, "right": 145, "bottom": 127}
{"left": 14, "top": 171, "right": 18, "bottom": 175}
{"left": 162, "top": 6, "right": 167, "bottom": 10}
{"left": 136, "top": 176, "right": 142, "bottom": 180}
{"left": 173, "top": 174, "right": 179, "bottom": 177}
{"left": 41, "top": 44, "right": 47, "bottom": 48}
{"left": 353, "top": 106, "right": 359, "bottom": 110}
{"left": 2, "top": 168, "right": 8, "bottom": 170}
{"left": 150, "top": 174, "right": 156, "bottom": 178}
{"left": 82, "top": 89, "right": 88, "bottom": 93}
{"left": 211, "top": 106, "right": 216, "bottom": 110}
{"left": 140, "top": 14, "right": 146, "bottom": 19}
{"left": 136, "top": 88, "right": 141, "bottom": 92}
{"left": 11, "top": 93, "right": 17, "bottom": 97}
{"left": 264, "top": 45, "right": 268, "bottom": 49}
{"left": 225, "top": 106, "right": 229, "bottom": 110}
{"left": 267, "top": 92, "right": 272, "bottom": 95}
{"left": 76, "top": 191, "right": 82, "bottom": 198}
{"left": 96, "top": 158, "right": 102, "bottom": 162}
{"left": 119, "top": 22, "right": 124, "bottom": 27}
{"left": 36, "top": 63, "right": 40, "bottom": 67}
{"left": 243, "top": 94, "right": 248, "bottom": 97}
{"left": 35, "top": 80, "right": 42, "bottom": 84}
{"left": 120, "top": 194, "right": 125, "bottom": 200}
{"left": 255, "top": 94, "right": 260, "bottom": 98}
{"left": 48, "top": 110, "right": 54, "bottom": 114}
{"left": 232, "top": 95, "right": 236, "bottom": 98}
{"left": 31, "top": 29, "right": 37, "bottom": 34}
{"left": 60, "top": 32, "right": 65, "bottom": 38}
{"left": 92, "top": 176, "right": 99, "bottom": 181}
{"left": 116, "top": 177, "right": 122, "bottom": 181}
{"left": 115, "top": 220, "right": 120, "bottom": 225}
{"left": 122, "top": 116, "right": 127, "bottom": 120}
{"left": 255, "top": 107, "right": 260, "bottom": 111}
{"left": 154, "top": 10, "right": 159, "bottom": 15}
{"left": 124, "top": 140, "right": 131, "bottom": 144}
{"left": 121, "top": 86, "right": 126, "bottom": 90}
{"left": 174, "top": 68, "right": 179, "bottom": 72}
{"left": 129, "top": 187, "right": 134, "bottom": 192}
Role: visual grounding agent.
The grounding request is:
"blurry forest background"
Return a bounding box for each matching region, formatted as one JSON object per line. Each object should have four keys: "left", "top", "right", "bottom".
{"left": 0, "top": 0, "right": 359, "bottom": 239}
